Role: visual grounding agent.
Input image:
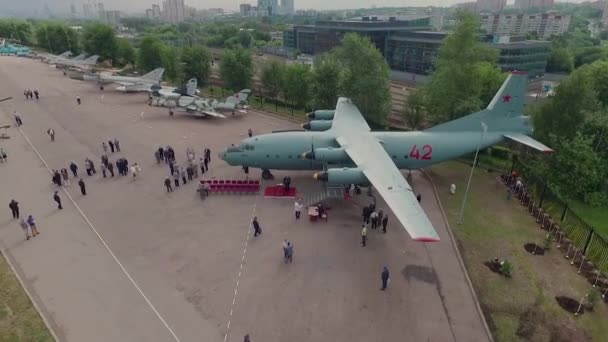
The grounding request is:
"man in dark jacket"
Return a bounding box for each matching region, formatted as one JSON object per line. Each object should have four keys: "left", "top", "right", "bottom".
{"left": 70, "top": 162, "right": 78, "bottom": 177}
{"left": 164, "top": 177, "right": 172, "bottom": 192}
{"left": 78, "top": 178, "right": 87, "bottom": 195}
{"left": 381, "top": 266, "right": 390, "bottom": 291}
{"left": 53, "top": 191, "right": 63, "bottom": 210}
{"left": 252, "top": 217, "right": 262, "bottom": 237}
{"left": 9, "top": 199, "right": 19, "bottom": 219}
{"left": 382, "top": 215, "right": 388, "bottom": 234}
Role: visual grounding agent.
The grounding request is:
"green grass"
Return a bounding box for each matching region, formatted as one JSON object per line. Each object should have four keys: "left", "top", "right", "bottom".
{"left": 429, "top": 162, "right": 608, "bottom": 342}
{"left": 0, "top": 253, "right": 54, "bottom": 342}
{"left": 568, "top": 200, "right": 608, "bottom": 238}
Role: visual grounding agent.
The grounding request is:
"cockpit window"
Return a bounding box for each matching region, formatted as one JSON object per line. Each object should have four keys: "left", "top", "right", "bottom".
{"left": 226, "top": 144, "right": 254, "bottom": 153}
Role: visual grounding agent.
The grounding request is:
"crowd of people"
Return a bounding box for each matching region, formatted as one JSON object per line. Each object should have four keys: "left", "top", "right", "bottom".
{"left": 23, "top": 89, "right": 39, "bottom": 100}
{"left": 159, "top": 145, "right": 212, "bottom": 193}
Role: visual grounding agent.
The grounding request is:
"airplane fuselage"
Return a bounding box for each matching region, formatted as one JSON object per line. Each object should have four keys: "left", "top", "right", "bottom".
{"left": 221, "top": 130, "right": 505, "bottom": 171}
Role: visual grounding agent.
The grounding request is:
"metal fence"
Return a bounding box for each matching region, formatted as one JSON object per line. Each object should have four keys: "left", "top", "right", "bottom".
{"left": 509, "top": 157, "right": 608, "bottom": 280}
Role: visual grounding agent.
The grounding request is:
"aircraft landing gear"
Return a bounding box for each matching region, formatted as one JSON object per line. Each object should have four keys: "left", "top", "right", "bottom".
{"left": 262, "top": 169, "right": 273, "bottom": 180}
{"left": 99, "top": 85, "right": 104, "bottom": 91}
{"left": 169, "top": 109, "right": 174, "bottom": 116}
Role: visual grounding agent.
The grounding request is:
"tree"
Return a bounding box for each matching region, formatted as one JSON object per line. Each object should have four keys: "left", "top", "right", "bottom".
{"left": 116, "top": 38, "right": 136, "bottom": 67}
{"left": 180, "top": 46, "right": 211, "bottom": 87}
{"left": 329, "top": 33, "right": 391, "bottom": 125}
{"left": 220, "top": 48, "right": 253, "bottom": 91}
{"left": 402, "top": 89, "right": 427, "bottom": 130}
{"left": 34, "top": 23, "right": 80, "bottom": 54}
{"left": 161, "top": 47, "right": 180, "bottom": 83}
{"left": 137, "top": 36, "right": 165, "bottom": 72}
{"left": 283, "top": 64, "right": 312, "bottom": 109}
{"left": 82, "top": 23, "right": 118, "bottom": 63}
{"left": 0, "top": 19, "right": 33, "bottom": 45}
{"left": 420, "top": 10, "right": 501, "bottom": 123}
{"left": 311, "top": 56, "right": 341, "bottom": 109}
{"left": 261, "top": 61, "right": 285, "bottom": 108}
{"left": 546, "top": 46, "right": 574, "bottom": 73}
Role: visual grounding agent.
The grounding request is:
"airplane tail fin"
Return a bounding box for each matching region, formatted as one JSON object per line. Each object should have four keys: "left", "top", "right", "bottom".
{"left": 142, "top": 68, "right": 165, "bottom": 81}
{"left": 427, "top": 72, "right": 529, "bottom": 133}
{"left": 59, "top": 51, "right": 72, "bottom": 58}
{"left": 185, "top": 78, "right": 197, "bottom": 96}
{"left": 84, "top": 55, "right": 99, "bottom": 64}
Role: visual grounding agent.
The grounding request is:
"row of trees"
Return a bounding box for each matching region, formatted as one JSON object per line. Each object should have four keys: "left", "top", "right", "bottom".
{"left": 259, "top": 33, "right": 391, "bottom": 124}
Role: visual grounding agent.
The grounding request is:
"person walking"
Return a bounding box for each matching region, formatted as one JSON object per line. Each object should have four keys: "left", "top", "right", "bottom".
{"left": 377, "top": 209, "right": 384, "bottom": 224}
{"left": 24, "top": 89, "right": 29, "bottom": 100}
{"left": 108, "top": 139, "right": 115, "bottom": 153}
{"left": 131, "top": 163, "right": 141, "bottom": 179}
{"left": 382, "top": 215, "right": 388, "bottom": 234}
{"left": 244, "top": 334, "right": 251, "bottom": 342}
{"left": 76, "top": 96, "right": 81, "bottom": 105}
{"left": 85, "top": 158, "right": 92, "bottom": 176}
{"left": 101, "top": 162, "right": 107, "bottom": 178}
{"left": 361, "top": 225, "right": 368, "bottom": 246}
{"left": 70, "top": 162, "right": 78, "bottom": 177}
{"left": 248, "top": 128, "right": 253, "bottom": 137}
{"left": 169, "top": 160, "right": 175, "bottom": 176}
{"left": 285, "top": 242, "right": 294, "bottom": 263}
{"left": 252, "top": 217, "right": 262, "bottom": 237}
{"left": 294, "top": 199, "right": 303, "bottom": 219}
{"left": 113, "top": 138, "right": 120, "bottom": 152}
{"left": 61, "top": 168, "right": 70, "bottom": 186}
{"left": 203, "top": 153, "right": 209, "bottom": 172}
{"left": 362, "top": 206, "right": 370, "bottom": 224}
{"left": 52, "top": 170, "right": 62, "bottom": 186}
{"left": 164, "top": 177, "right": 173, "bottom": 192}
{"left": 14, "top": 111, "right": 23, "bottom": 126}
{"left": 158, "top": 147, "right": 165, "bottom": 161}
{"left": 78, "top": 178, "right": 86, "bottom": 195}
{"left": 199, "top": 157, "right": 205, "bottom": 174}
{"left": 20, "top": 218, "right": 30, "bottom": 240}
{"left": 34, "top": 90, "right": 39, "bottom": 100}
{"left": 282, "top": 240, "right": 288, "bottom": 261}
{"left": 180, "top": 166, "right": 187, "bottom": 185}
{"left": 107, "top": 162, "right": 114, "bottom": 177}
{"left": 186, "top": 164, "right": 193, "bottom": 181}
{"left": 9, "top": 199, "right": 19, "bottom": 219}
{"left": 173, "top": 171, "right": 180, "bottom": 188}
{"left": 27, "top": 215, "right": 39, "bottom": 236}
{"left": 381, "top": 266, "right": 390, "bottom": 291}
{"left": 417, "top": 194, "right": 422, "bottom": 203}
{"left": 102, "top": 141, "right": 108, "bottom": 153}
{"left": 53, "top": 191, "right": 63, "bottom": 210}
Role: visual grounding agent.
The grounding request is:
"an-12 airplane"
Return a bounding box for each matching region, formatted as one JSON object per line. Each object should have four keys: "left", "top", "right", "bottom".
{"left": 83, "top": 68, "right": 165, "bottom": 92}
{"left": 149, "top": 78, "right": 251, "bottom": 118}
{"left": 219, "top": 72, "right": 553, "bottom": 242}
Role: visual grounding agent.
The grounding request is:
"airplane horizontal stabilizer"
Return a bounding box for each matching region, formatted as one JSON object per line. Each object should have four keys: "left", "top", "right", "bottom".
{"left": 504, "top": 133, "right": 553, "bottom": 153}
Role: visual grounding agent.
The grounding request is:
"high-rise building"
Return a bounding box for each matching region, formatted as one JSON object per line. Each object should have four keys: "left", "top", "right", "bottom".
{"left": 476, "top": 0, "right": 507, "bottom": 12}
{"left": 83, "top": 3, "right": 93, "bottom": 18}
{"left": 70, "top": 4, "right": 77, "bottom": 17}
{"left": 104, "top": 10, "right": 121, "bottom": 26}
{"left": 97, "top": 2, "right": 106, "bottom": 20}
{"left": 280, "top": 0, "right": 294, "bottom": 15}
{"left": 162, "top": 0, "right": 185, "bottom": 23}
{"left": 240, "top": 4, "right": 252, "bottom": 16}
{"left": 146, "top": 9, "right": 154, "bottom": 19}
{"left": 514, "top": 0, "right": 555, "bottom": 9}
{"left": 480, "top": 12, "right": 571, "bottom": 39}
{"left": 602, "top": 1, "right": 608, "bottom": 28}
{"left": 258, "top": 0, "right": 279, "bottom": 15}
{"left": 152, "top": 4, "right": 161, "bottom": 17}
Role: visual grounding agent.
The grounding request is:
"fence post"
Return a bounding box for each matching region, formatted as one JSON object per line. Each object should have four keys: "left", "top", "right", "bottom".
{"left": 538, "top": 183, "right": 547, "bottom": 208}
{"left": 583, "top": 230, "right": 594, "bottom": 256}
{"left": 561, "top": 205, "right": 568, "bottom": 222}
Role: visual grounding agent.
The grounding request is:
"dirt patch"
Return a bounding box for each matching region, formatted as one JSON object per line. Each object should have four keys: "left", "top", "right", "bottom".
{"left": 483, "top": 261, "right": 502, "bottom": 274}
{"left": 556, "top": 296, "right": 583, "bottom": 314}
{"left": 524, "top": 243, "right": 545, "bottom": 255}
{"left": 517, "top": 304, "right": 550, "bottom": 340}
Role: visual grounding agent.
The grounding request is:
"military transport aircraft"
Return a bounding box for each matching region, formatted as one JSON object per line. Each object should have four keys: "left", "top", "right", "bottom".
{"left": 149, "top": 78, "right": 251, "bottom": 118}
{"left": 83, "top": 68, "right": 165, "bottom": 92}
{"left": 219, "top": 72, "right": 552, "bottom": 242}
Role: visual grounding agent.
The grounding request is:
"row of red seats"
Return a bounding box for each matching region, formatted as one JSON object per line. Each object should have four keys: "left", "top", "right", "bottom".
{"left": 200, "top": 179, "right": 260, "bottom": 193}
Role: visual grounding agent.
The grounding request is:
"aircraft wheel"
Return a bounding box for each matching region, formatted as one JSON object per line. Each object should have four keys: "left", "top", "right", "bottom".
{"left": 262, "top": 169, "right": 273, "bottom": 180}
{"left": 100, "top": 86, "right": 104, "bottom": 91}
{"left": 169, "top": 110, "right": 174, "bottom": 116}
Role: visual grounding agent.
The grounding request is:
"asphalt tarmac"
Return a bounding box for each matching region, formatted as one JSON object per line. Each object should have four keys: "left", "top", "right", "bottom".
{"left": 0, "top": 57, "right": 490, "bottom": 342}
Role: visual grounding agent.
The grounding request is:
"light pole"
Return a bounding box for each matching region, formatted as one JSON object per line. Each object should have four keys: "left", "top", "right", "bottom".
{"left": 458, "top": 121, "right": 487, "bottom": 225}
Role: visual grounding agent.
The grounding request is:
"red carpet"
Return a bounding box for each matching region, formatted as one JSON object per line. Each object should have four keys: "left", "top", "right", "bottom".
{"left": 264, "top": 185, "right": 297, "bottom": 198}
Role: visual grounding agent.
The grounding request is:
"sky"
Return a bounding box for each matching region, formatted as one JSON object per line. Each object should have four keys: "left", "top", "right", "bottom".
{"left": 0, "top": 0, "right": 587, "bottom": 15}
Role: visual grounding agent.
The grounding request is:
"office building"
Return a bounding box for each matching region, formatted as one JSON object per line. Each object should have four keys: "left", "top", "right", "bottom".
{"left": 83, "top": 3, "right": 93, "bottom": 18}
{"left": 283, "top": 16, "right": 432, "bottom": 56}
{"left": 476, "top": 0, "right": 507, "bottom": 12}
{"left": 97, "top": 2, "right": 105, "bottom": 20}
{"left": 70, "top": 4, "right": 77, "bottom": 17}
{"left": 146, "top": 8, "right": 155, "bottom": 19}
{"left": 103, "top": 10, "right": 121, "bottom": 26}
{"left": 240, "top": 4, "right": 252, "bottom": 16}
{"left": 152, "top": 4, "right": 162, "bottom": 17}
{"left": 480, "top": 12, "right": 571, "bottom": 39}
{"left": 514, "top": 0, "right": 555, "bottom": 9}
{"left": 258, "top": 0, "right": 279, "bottom": 15}
{"left": 385, "top": 31, "right": 550, "bottom": 77}
{"left": 162, "top": 0, "right": 185, "bottom": 23}
{"left": 603, "top": 1, "right": 608, "bottom": 28}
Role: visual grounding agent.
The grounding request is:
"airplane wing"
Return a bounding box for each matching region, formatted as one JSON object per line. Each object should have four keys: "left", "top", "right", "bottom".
{"left": 504, "top": 133, "right": 553, "bottom": 153}
{"left": 332, "top": 98, "right": 440, "bottom": 242}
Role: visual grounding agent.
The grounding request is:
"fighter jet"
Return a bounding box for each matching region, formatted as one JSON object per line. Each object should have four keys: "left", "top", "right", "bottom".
{"left": 54, "top": 55, "right": 99, "bottom": 69}
{"left": 83, "top": 68, "right": 165, "bottom": 92}
{"left": 220, "top": 72, "right": 553, "bottom": 242}
{"left": 0, "top": 39, "right": 31, "bottom": 56}
{"left": 149, "top": 78, "right": 251, "bottom": 118}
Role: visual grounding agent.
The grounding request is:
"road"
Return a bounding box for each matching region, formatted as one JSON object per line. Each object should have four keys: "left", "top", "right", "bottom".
{"left": 0, "top": 56, "right": 490, "bottom": 342}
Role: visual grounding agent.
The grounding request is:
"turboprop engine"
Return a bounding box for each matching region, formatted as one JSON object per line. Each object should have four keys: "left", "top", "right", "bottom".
{"left": 300, "top": 147, "right": 349, "bottom": 163}
{"left": 306, "top": 110, "right": 335, "bottom": 120}
{"left": 313, "top": 168, "right": 369, "bottom": 186}
{"left": 302, "top": 120, "right": 332, "bottom": 131}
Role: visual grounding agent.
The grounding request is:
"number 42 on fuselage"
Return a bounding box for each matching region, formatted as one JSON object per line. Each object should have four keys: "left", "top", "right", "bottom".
{"left": 219, "top": 72, "right": 552, "bottom": 242}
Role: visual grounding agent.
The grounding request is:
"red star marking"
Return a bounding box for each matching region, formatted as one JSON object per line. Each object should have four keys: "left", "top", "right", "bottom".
{"left": 502, "top": 95, "right": 512, "bottom": 103}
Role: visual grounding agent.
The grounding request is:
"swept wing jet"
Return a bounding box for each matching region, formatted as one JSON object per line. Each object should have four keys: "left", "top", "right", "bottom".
{"left": 54, "top": 55, "right": 99, "bottom": 69}
{"left": 83, "top": 68, "right": 165, "bottom": 92}
{"left": 149, "top": 78, "right": 250, "bottom": 118}
{"left": 219, "top": 72, "right": 553, "bottom": 242}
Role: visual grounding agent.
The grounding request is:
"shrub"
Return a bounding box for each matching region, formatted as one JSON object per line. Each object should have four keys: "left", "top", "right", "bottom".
{"left": 501, "top": 260, "right": 513, "bottom": 277}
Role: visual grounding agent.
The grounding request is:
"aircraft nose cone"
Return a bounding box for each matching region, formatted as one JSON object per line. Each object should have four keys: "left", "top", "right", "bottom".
{"left": 313, "top": 172, "right": 328, "bottom": 181}
{"left": 307, "top": 112, "right": 315, "bottom": 119}
{"left": 300, "top": 151, "right": 314, "bottom": 160}
{"left": 302, "top": 123, "right": 311, "bottom": 130}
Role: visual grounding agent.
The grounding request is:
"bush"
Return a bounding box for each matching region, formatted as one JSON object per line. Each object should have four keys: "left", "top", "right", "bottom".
{"left": 587, "top": 288, "right": 600, "bottom": 310}
{"left": 490, "top": 146, "right": 511, "bottom": 160}
{"left": 544, "top": 233, "right": 553, "bottom": 250}
{"left": 500, "top": 260, "right": 513, "bottom": 277}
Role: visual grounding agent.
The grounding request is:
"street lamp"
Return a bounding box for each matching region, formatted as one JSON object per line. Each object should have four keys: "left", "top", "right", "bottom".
{"left": 457, "top": 121, "right": 487, "bottom": 225}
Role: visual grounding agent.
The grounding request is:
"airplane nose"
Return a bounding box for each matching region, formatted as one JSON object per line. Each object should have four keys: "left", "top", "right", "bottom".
{"left": 313, "top": 172, "right": 328, "bottom": 181}
{"left": 302, "top": 123, "right": 311, "bottom": 130}
{"left": 306, "top": 112, "right": 315, "bottom": 119}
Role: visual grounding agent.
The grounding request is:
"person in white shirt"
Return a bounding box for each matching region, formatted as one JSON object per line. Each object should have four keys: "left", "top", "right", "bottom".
{"left": 294, "top": 200, "right": 303, "bottom": 219}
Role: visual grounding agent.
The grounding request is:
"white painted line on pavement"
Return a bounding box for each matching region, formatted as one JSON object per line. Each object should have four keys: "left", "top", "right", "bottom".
{"left": 224, "top": 200, "right": 257, "bottom": 342}
{"left": 17, "top": 128, "right": 181, "bottom": 342}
